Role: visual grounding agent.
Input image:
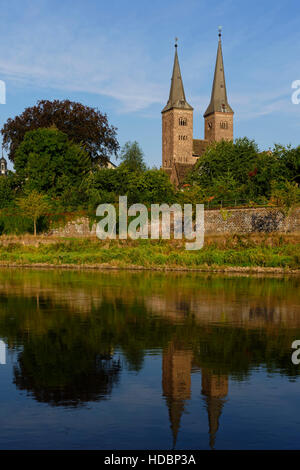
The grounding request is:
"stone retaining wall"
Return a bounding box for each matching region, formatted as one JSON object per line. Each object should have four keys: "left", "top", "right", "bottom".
{"left": 50, "top": 207, "right": 300, "bottom": 237}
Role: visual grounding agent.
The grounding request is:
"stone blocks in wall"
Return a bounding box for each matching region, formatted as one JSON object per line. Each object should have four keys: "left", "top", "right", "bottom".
{"left": 49, "top": 208, "right": 300, "bottom": 238}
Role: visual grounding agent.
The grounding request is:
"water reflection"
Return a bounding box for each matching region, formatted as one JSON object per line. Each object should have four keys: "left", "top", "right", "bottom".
{"left": 162, "top": 341, "right": 228, "bottom": 449}
{"left": 0, "top": 269, "right": 299, "bottom": 449}
{"left": 162, "top": 342, "right": 193, "bottom": 448}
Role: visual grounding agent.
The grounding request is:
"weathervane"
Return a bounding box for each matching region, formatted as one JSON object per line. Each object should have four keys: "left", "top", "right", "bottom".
{"left": 175, "top": 37, "right": 178, "bottom": 48}
{"left": 218, "top": 26, "right": 222, "bottom": 38}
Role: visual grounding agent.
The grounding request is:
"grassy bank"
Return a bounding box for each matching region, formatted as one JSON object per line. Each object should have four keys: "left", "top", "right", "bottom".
{"left": 0, "top": 235, "right": 299, "bottom": 272}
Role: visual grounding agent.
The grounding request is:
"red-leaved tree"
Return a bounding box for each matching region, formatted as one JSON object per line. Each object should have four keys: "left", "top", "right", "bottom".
{"left": 1, "top": 99, "right": 119, "bottom": 165}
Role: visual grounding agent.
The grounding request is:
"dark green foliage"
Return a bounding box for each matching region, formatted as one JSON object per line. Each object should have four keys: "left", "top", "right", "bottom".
{"left": 119, "top": 141, "right": 147, "bottom": 173}
{"left": 187, "top": 138, "right": 300, "bottom": 204}
{"left": 1, "top": 99, "right": 119, "bottom": 165}
{"left": 0, "top": 207, "right": 49, "bottom": 235}
{"left": 14, "top": 128, "right": 92, "bottom": 198}
{"left": 0, "top": 173, "right": 16, "bottom": 209}
{"left": 84, "top": 167, "right": 176, "bottom": 208}
{"left": 190, "top": 137, "right": 258, "bottom": 186}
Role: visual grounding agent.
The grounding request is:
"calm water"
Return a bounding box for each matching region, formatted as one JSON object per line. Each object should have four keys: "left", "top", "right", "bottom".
{"left": 0, "top": 269, "right": 299, "bottom": 450}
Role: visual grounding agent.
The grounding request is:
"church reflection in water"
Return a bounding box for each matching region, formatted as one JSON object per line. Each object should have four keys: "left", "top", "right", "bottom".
{"left": 0, "top": 270, "right": 299, "bottom": 449}
{"left": 162, "top": 341, "right": 228, "bottom": 449}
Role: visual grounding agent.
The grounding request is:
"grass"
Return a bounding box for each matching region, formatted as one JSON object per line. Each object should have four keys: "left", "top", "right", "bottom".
{"left": 0, "top": 234, "right": 299, "bottom": 271}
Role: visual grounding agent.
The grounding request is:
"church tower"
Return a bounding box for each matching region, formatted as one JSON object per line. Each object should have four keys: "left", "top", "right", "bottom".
{"left": 162, "top": 42, "right": 194, "bottom": 169}
{"left": 204, "top": 28, "right": 234, "bottom": 143}
{"left": 0, "top": 148, "right": 8, "bottom": 176}
{"left": 162, "top": 341, "right": 193, "bottom": 449}
{"left": 201, "top": 369, "right": 228, "bottom": 450}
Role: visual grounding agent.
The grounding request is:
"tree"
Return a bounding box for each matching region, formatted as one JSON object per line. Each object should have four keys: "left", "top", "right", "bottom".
{"left": 119, "top": 141, "right": 147, "bottom": 173}
{"left": 84, "top": 167, "right": 176, "bottom": 208}
{"left": 186, "top": 138, "right": 286, "bottom": 203}
{"left": 14, "top": 128, "right": 91, "bottom": 198}
{"left": 270, "top": 180, "right": 300, "bottom": 215}
{"left": 127, "top": 168, "right": 176, "bottom": 205}
{"left": 17, "top": 191, "right": 51, "bottom": 236}
{"left": 1, "top": 99, "right": 119, "bottom": 165}
{"left": 210, "top": 170, "right": 241, "bottom": 204}
{"left": 272, "top": 144, "right": 300, "bottom": 184}
{"left": 189, "top": 138, "right": 259, "bottom": 189}
{"left": 0, "top": 173, "right": 15, "bottom": 209}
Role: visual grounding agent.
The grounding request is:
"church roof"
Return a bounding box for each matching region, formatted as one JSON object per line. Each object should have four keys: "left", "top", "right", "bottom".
{"left": 204, "top": 31, "right": 234, "bottom": 117}
{"left": 162, "top": 45, "right": 193, "bottom": 113}
{"left": 1, "top": 148, "right": 7, "bottom": 163}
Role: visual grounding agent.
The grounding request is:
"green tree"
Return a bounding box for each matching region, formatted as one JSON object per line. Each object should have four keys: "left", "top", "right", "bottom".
{"left": 210, "top": 170, "right": 242, "bottom": 204}
{"left": 0, "top": 173, "right": 15, "bottom": 209}
{"left": 272, "top": 144, "right": 300, "bottom": 184}
{"left": 14, "top": 128, "right": 91, "bottom": 198}
{"left": 17, "top": 190, "right": 51, "bottom": 236}
{"left": 119, "top": 141, "right": 147, "bottom": 173}
{"left": 128, "top": 168, "right": 176, "bottom": 205}
{"left": 189, "top": 138, "right": 259, "bottom": 189}
{"left": 1, "top": 99, "right": 119, "bottom": 165}
{"left": 83, "top": 167, "right": 176, "bottom": 209}
{"left": 187, "top": 140, "right": 300, "bottom": 205}
{"left": 177, "top": 184, "right": 206, "bottom": 205}
{"left": 270, "top": 180, "right": 300, "bottom": 215}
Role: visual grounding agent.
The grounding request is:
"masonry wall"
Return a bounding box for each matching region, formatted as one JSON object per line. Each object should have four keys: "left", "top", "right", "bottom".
{"left": 162, "top": 108, "right": 194, "bottom": 168}
{"left": 50, "top": 207, "right": 300, "bottom": 238}
{"left": 204, "top": 112, "right": 234, "bottom": 142}
{"left": 204, "top": 207, "right": 300, "bottom": 235}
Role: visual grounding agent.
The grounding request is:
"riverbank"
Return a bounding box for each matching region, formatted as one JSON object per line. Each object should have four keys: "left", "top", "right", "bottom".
{"left": 0, "top": 235, "right": 299, "bottom": 274}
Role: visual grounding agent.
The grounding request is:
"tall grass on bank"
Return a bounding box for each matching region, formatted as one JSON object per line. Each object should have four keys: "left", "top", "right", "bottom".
{"left": 0, "top": 236, "right": 299, "bottom": 270}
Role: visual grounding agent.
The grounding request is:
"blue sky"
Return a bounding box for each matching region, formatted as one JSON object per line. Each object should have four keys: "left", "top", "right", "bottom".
{"left": 0, "top": 0, "right": 300, "bottom": 170}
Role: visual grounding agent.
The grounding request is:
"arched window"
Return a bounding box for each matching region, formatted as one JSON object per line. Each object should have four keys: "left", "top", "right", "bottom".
{"left": 179, "top": 117, "right": 187, "bottom": 126}
{"left": 220, "top": 121, "right": 228, "bottom": 129}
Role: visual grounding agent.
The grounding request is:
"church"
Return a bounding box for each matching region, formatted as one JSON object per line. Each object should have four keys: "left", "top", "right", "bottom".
{"left": 162, "top": 29, "right": 234, "bottom": 187}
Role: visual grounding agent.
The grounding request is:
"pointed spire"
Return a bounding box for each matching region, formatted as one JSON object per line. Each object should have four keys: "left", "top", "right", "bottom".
{"left": 204, "top": 396, "right": 226, "bottom": 450}
{"left": 165, "top": 397, "right": 185, "bottom": 449}
{"left": 1, "top": 146, "right": 6, "bottom": 162}
{"left": 162, "top": 41, "right": 193, "bottom": 113}
{"left": 201, "top": 370, "right": 228, "bottom": 450}
{"left": 204, "top": 28, "right": 234, "bottom": 117}
{"left": 162, "top": 343, "right": 193, "bottom": 449}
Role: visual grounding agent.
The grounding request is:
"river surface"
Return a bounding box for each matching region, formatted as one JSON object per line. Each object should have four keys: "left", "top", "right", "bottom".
{"left": 0, "top": 268, "right": 299, "bottom": 450}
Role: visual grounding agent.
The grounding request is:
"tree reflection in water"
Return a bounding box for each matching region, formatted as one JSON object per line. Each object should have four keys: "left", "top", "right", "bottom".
{"left": 0, "top": 269, "right": 299, "bottom": 447}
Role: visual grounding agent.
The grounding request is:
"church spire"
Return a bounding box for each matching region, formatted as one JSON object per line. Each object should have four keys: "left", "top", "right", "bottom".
{"left": 162, "top": 41, "right": 193, "bottom": 113}
{"left": 201, "top": 370, "right": 228, "bottom": 450}
{"left": 204, "top": 27, "right": 233, "bottom": 117}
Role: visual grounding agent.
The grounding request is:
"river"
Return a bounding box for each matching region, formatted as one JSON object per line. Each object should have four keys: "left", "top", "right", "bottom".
{"left": 0, "top": 269, "right": 299, "bottom": 449}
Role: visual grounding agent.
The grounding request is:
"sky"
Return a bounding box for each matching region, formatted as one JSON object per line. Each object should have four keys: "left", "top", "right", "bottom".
{"left": 0, "top": 0, "right": 300, "bottom": 170}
